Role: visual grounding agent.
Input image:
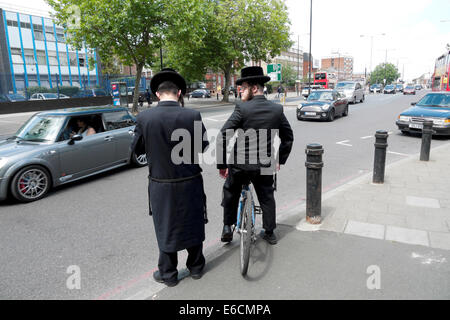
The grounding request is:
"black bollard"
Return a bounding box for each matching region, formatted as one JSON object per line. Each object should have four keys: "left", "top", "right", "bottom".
{"left": 373, "top": 130, "right": 389, "bottom": 184}
{"left": 420, "top": 120, "right": 433, "bottom": 161}
{"left": 305, "top": 144, "right": 324, "bottom": 224}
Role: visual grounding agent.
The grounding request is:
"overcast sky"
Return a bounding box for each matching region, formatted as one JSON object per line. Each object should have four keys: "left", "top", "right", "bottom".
{"left": 1, "top": 0, "right": 449, "bottom": 82}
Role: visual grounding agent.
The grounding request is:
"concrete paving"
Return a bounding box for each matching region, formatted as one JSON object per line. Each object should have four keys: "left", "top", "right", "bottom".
{"left": 151, "top": 141, "right": 450, "bottom": 300}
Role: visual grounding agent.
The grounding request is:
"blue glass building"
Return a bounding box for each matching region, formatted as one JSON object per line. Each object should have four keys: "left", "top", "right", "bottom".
{"left": 0, "top": 8, "right": 102, "bottom": 95}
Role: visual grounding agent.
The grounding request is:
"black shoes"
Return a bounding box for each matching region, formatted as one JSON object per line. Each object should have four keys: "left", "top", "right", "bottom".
{"left": 153, "top": 271, "right": 179, "bottom": 287}
{"left": 262, "top": 231, "right": 277, "bottom": 245}
{"left": 191, "top": 270, "right": 203, "bottom": 280}
{"left": 221, "top": 225, "right": 233, "bottom": 243}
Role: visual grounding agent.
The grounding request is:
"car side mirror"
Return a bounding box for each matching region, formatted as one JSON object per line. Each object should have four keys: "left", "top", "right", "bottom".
{"left": 411, "top": 102, "right": 417, "bottom": 106}
{"left": 68, "top": 134, "right": 83, "bottom": 145}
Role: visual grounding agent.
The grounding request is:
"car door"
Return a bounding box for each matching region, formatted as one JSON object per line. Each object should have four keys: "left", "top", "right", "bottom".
{"left": 335, "top": 92, "right": 346, "bottom": 114}
{"left": 55, "top": 113, "right": 117, "bottom": 181}
{"left": 103, "top": 110, "right": 137, "bottom": 163}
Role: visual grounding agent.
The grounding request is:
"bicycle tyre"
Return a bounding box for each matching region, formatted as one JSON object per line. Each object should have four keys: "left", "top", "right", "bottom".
{"left": 240, "top": 190, "right": 253, "bottom": 276}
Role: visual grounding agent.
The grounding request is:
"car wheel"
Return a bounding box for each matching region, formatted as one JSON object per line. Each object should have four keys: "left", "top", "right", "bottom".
{"left": 10, "top": 165, "right": 51, "bottom": 203}
{"left": 327, "top": 109, "right": 335, "bottom": 122}
{"left": 343, "top": 105, "right": 349, "bottom": 117}
{"left": 132, "top": 151, "right": 148, "bottom": 167}
{"left": 297, "top": 113, "right": 302, "bottom": 120}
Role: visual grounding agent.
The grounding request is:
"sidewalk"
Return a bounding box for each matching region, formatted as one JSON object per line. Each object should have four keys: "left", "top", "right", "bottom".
{"left": 152, "top": 142, "right": 450, "bottom": 300}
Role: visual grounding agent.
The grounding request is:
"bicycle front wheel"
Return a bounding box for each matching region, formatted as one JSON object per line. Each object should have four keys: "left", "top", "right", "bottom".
{"left": 240, "top": 190, "right": 253, "bottom": 276}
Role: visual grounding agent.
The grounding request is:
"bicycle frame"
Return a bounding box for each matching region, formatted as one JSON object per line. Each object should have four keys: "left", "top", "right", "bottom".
{"left": 236, "top": 184, "right": 256, "bottom": 234}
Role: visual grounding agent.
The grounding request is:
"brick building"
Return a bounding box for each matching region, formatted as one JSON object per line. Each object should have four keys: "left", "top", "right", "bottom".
{"left": 321, "top": 55, "right": 354, "bottom": 81}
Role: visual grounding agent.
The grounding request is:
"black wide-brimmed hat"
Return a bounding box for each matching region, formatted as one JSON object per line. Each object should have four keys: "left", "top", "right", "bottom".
{"left": 150, "top": 68, "right": 187, "bottom": 95}
{"left": 236, "top": 66, "right": 271, "bottom": 86}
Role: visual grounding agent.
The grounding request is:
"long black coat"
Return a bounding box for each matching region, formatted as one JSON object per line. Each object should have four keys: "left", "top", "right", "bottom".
{"left": 132, "top": 101, "right": 209, "bottom": 252}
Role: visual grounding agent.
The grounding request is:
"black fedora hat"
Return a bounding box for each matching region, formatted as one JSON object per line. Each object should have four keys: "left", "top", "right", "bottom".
{"left": 150, "top": 68, "right": 187, "bottom": 95}
{"left": 236, "top": 66, "right": 271, "bottom": 86}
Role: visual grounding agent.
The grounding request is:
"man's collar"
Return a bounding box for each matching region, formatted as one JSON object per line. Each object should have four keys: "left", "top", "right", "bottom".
{"left": 251, "top": 94, "right": 266, "bottom": 100}
{"left": 158, "top": 100, "right": 180, "bottom": 107}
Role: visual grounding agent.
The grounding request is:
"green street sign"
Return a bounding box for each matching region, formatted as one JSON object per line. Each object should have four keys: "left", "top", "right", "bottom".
{"left": 267, "top": 64, "right": 282, "bottom": 81}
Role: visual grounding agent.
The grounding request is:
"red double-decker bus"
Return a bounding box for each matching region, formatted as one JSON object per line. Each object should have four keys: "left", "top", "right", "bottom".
{"left": 313, "top": 71, "right": 337, "bottom": 89}
{"left": 432, "top": 49, "right": 450, "bottom": 92}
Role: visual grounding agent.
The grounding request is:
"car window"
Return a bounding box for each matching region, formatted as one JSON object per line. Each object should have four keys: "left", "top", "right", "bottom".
{"left": 103, "top": 111, "right": 136, "bottom": 130}
{"left": 15, "top": 115, "right": 66, "bottom": 142}
{"left": 417, "top": 94, "right": 450, "bottom": 107}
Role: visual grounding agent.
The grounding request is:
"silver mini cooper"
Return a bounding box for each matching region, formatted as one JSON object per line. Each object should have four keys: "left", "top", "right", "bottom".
{"left": 0, "top": 106, "right": 147, "bottom": 202}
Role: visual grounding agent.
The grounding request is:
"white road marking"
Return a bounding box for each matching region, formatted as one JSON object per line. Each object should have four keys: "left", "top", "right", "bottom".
{"left": 361, "top": 136, "right": 373, "bottom": 140}
{"left": 336, "top": 140, "right": 352, "bottom": 147}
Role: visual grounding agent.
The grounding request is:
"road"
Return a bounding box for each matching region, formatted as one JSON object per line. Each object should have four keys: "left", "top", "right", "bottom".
{"left": 0, "top": 90, "right": 447, "bottom": 299}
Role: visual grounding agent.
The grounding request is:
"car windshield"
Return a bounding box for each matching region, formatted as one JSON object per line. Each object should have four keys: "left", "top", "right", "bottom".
{"left": 416, "top": 94, "right": 450, "bottom": 108}
{"left": 396, "top": 85, "right": 403, "bottom": 88}
{"left": 385, "top": 85, "right": 394, "bottom": 89}
{"left": 42, "top": 93, "right": 58, "bottom": 99}
{"left": 307, "top": 91, "right": 333, "bottom": 101}
{"left": 13, "top": 115, "right": 66, "bottom": 142}
{"left": 406, "top": 86, "right": 414, "bottom": 89}
{"left": 336, "top": 83, "right": 355, "bottom": 89}
{"left": 7, "top": 94, "right": 25, "bottom": 100}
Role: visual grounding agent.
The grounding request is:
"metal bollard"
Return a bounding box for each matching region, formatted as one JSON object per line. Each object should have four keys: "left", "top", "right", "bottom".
{"left": 305, "top": 144, "right": 324, "bottom": 224}
{"left": 373, "top": 130, "right": 389, "bottom": 184}
{"left": 420, "top": 120, "right": 433, "bottom": 161}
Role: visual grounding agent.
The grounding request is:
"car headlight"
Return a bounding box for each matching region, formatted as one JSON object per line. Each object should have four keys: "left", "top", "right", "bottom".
{"left": 322, "top": 104, "right": 331, "bottom": 111}
{"left": 433, "top": 119, "right": 450, "bottom": 125}
{"left": 399, "top": 116, "right": 411, "bottom": 122}
{"left": 297, "top": 104, "right": 303, "bottom": 110}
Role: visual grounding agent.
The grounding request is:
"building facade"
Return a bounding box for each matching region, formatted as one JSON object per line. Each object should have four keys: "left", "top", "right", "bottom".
{"left": 321, "top": 55, "right": 353, "bottom": 81}
{"left": 0, "top": 8, "right": 101, "bottom": 95}
{"left": 272, "top": 47, "right": 303, "bottom": 82}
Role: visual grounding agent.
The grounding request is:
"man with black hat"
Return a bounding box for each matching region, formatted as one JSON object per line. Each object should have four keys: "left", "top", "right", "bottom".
{"left": 217, "top": 66, "right": 294, "bottom": 245}
{"left": 132, "top": 68, "right": 209, "bottom": 287}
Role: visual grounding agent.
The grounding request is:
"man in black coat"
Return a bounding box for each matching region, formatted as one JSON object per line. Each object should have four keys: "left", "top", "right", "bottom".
{"left": 217, "top": 66, "right": 294, "bottom": 245}
{"left": 132, "top": 68, "right": 209, "bottom": 287}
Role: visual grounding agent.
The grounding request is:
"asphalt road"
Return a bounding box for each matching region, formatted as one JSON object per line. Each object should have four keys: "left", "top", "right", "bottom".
{"left": 1, "top": 90, "right": 447, "bottom": 299}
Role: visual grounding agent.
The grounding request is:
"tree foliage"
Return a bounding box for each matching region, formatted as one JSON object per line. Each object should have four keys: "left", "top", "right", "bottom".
{"left": 46, "top": 0, "right": 205, "bottom": 112}
{"left": 369, "top": 63, "right": 401, "bottom": 85}
{"left": 166, "top": 0, "right": 292, "bottom": 101}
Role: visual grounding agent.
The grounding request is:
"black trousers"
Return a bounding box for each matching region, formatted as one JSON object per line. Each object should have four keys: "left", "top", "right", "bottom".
{"left": 222, "top": 167, "right": 276, "bottom": 232}
{"left": 158, "top": 243, "right": 205, "bottom": 282}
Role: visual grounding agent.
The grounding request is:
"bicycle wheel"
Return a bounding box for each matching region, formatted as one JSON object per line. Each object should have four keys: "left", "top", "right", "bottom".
{"left": 240, "top": 190, "right": 253, "bottom": 276}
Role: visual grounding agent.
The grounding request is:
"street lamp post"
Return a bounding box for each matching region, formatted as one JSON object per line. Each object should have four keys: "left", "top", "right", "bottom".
{"left": 360, "top": 33, "right": 386, "bottom": 74}
{"left": 308, "top": 0, "right": 313, "bottom": 93}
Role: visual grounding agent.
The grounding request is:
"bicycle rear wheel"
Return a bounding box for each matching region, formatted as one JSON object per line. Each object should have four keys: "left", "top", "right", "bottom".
{"left": 240, "top": 190, "right": 253, "bottom": 276}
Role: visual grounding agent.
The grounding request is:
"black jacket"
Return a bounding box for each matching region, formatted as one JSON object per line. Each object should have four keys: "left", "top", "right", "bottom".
{"left": 217, "top": 95, "right": 294, "bottom": 171}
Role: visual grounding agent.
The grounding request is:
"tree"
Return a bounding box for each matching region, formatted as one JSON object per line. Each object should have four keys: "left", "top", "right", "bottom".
{"left": 47, "top": 0, "right": 204, "bottom": 113}
{"left": 166, "top": 0, "right": 292, "bottom": 102}
{"left": 281, "top": 63, "right": 297, "bottom": 86}
{"left": 369, "top": 63, "right": 401, "bottom": 85}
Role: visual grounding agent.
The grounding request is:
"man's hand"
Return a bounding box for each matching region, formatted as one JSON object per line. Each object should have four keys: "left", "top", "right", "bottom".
{"left": 276, "top": 163, "right": 281, "bottom": 172}
{"left": 219, "top": 169, "right": 228, "bottom": 179}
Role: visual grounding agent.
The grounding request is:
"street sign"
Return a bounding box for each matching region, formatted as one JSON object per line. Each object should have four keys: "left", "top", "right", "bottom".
{"left": 268, "top": 64, "right": 282, "bottom": 82}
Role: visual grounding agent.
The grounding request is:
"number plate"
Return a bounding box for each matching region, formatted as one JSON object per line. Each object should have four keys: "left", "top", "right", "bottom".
{"left": 409, "top": 123, "right": 423, "bottom": 129}
{"left": 305, "top": 112, "right": 316, "bottom": 116}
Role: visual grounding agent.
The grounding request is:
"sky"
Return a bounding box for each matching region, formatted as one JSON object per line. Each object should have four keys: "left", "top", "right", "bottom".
{"left": 1, "top": 0, "right": 449, "bottom": 82}
{"left": 285, "top": 0, "right": 450, "bottom": 82}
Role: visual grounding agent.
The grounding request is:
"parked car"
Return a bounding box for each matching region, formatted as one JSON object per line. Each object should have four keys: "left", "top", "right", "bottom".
{"left": 1, "top": 93, "right": 27, "bottom": 102}
{"left": 72, "top": 89, "right": 108, "bottom": 98}
{"left": 383, "top": 84, "right": 396, "bottom": 94}
{"left": 396, "top": 92, "right": 450, "bottom": 136}
{"left": 369, "top": 84, "right": 383, "bottom": 93}
{"left": 29, "top": 93, "right": 69, "bottom": 100}
{"left": 0, "top": 106, "right": 147, "bottom": 203}
{"left": 395, "top": 84, "right": 404, "bottom": 93}
{"left": 335, "top": 81, "right": 365, "bottom": 104}
{"left": 403, "top": 85, "right": 416, "bottom": 95}
{"left": 297, "top": 89, "right": 349, "bottom": 122}
{"left": 189, "top": 89, "right": 211, "bottom": 98}
{"left": 415, "top": 84, "right": 423, "bottom": 90}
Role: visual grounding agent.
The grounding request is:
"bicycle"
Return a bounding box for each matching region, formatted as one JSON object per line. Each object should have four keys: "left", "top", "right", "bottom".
{"left": 235, "top": 174, "right": 277, "bottom": 276}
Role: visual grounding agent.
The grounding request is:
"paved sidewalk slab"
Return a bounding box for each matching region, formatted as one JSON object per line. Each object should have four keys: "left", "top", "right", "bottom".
{"left": 344, "top": 221, "right": 385, "bottom": 240}
{"left": 385, "top": 226, "right": 429, "bottom": 247}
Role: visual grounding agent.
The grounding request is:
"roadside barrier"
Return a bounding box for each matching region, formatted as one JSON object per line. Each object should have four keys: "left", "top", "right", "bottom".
{"left": 420, "top": 121, "right": 433, "bottom": 161}
{"left": 373, "top": 130, "right": 389, "bottom": 184}
{"left": 305, "top": 143, "right": 324, "bottom": 224}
